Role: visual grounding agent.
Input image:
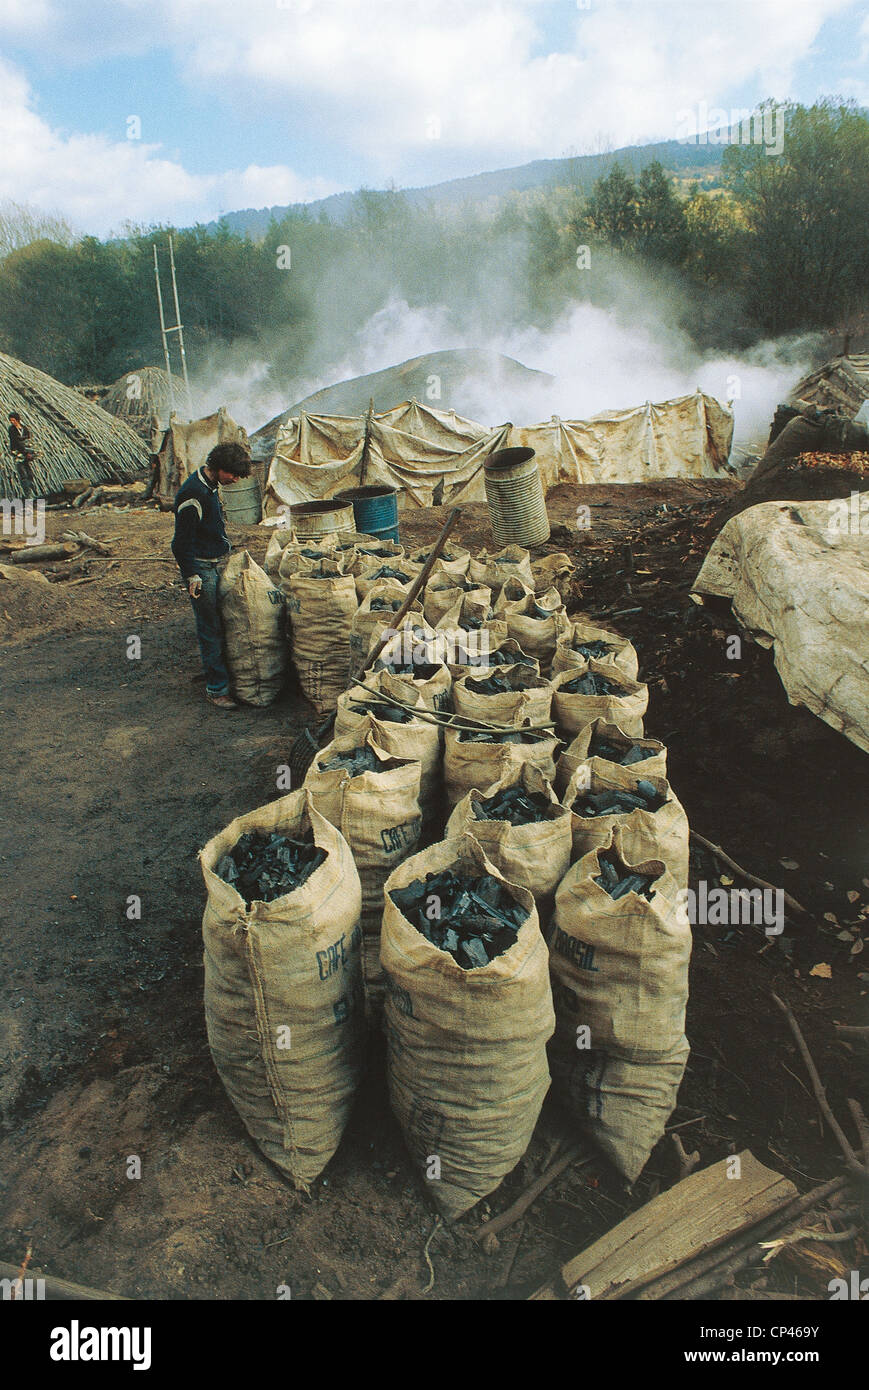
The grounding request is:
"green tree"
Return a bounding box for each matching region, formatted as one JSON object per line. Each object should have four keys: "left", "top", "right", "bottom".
{"left": 722, "top": 99, "right": 869, "bottom": 334}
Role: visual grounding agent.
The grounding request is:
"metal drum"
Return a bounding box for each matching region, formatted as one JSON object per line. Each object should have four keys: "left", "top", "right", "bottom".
{"left": 334, "top": 485, "right": 400, "bottom": 545}
{"left": 289, "top": 499, "right": 356, "bottom": 543}
{"left": 219, "top": 475, "right": 262, "bottom": 525}
{"left": 483, "top": 447, "right": 550, "bottom": 547}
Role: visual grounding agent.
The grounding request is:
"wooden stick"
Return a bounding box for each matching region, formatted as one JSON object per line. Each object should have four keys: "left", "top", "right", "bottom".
{"left": 846, "top": 1098, "right": 869, "bottom": 1170}
{"left": 771, "top": 992, "right": 868, "bottom": 1183}
{"left": 836, "top": 1024, "right": 869, "bottom": 1039}
{"left": 691, "top": 831, "right": 812, "bottom": 921}
{"left": 362, "top": 508, "right": 460, "bottom": 673}
{"left": 8, "top": 542, "right": 77, "bottom": 564}
{"left": 350, "top": 679, "right": 556, "bottom": 735}
{"left": 471, "top": 1143, "right": 588, "bottom": 1246}
{"left": 0, "top": 1258, "right": 128, "bottom": 1301}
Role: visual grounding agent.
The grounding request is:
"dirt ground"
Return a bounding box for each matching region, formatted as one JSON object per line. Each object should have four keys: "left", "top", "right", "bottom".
{"left": 0, "top": 480, "right": 866, "bottom": 1301}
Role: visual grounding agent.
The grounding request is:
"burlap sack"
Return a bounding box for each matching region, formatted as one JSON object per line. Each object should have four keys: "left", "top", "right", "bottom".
{"left": 355, "top": 557, "right": 422, "bottom": 602}
{"left": 285, "top": 556, "right": 358, "bottom": 716}
{"left": 445, "top": 635, "right": 539, "bottom": 681}
{"left": 435, "top": 600, "right": 508, "bottom": 674}
{"left": 409, "top": 544, "right": 471, "bottom": 576}
{"left": 503, "top": 587, "right": 570, "bottom": 666}
{"left": 552, "top": 619, "right": 639, "bottom": 682}
{"left": 531, "top": 552, "right": 575, "bottom": 599}
{"left": 547, "top": 826, "right": 691, "bottom": 1181}
{"left": 446, "top": 764, "right": 572, "bottom": 918}
{"left": 382, "top": 831, "right": 554, "bottom": 1219}
{"left": 552, "top": 660, "right": 648, "bottom": 737}
{"left": 264, "top": 527, "right": 294, "bottom": 578}
{"left": 453, "top": 666, "right": 553, "bottom": 727}
{"left": 444, "top": 727, "right": 561, "bottom": 806}
{"left": 468, "top": 545, "right": 535, "bottom": 596}
{"left": 347, "top": 540, "right": 405, "bottom": 576}
{"left": 555, "top": 719, "right": 667, "bottom": 797}
{"left": 348, "top": 581, "right": 423, "bottom": 681}
{"left": 424, "top": 581, "right": 492, "bottom": 628}
{"left": 562, "top": 762, "right": 689, "bottom": 886}
{"left": 304, "top": 725, "right": 423, "bottom": 1003}
{"left": 335, "top": 671, "right": 442, "bottom": 820}
{"left": 374, "top": 620, "right": 453, "bottom": 713}
{"left": 200, "top": 791, "right": 364, "bottom": 1190}
{"left": 217, "top": 551, "right": 288, "bottom": 707}
{"left": 492, "top": 574, "right": 536, "bottom": 615}
{"left": 277, "top": 538, "right": 346, "bottom": 589}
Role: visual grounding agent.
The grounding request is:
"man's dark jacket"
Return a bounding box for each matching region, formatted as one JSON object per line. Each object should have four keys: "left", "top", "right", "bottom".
{"left": 171, "top": 467, "right": 231, "bottom": 581}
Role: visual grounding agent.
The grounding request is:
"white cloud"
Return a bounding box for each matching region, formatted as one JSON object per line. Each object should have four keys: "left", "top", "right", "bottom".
{"left": 0, "top": 57, "right": 338, "bottom": 233}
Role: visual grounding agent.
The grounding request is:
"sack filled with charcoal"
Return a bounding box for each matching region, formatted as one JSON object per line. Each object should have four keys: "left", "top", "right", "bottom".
{"left": 284, "top": 554, "right": 358, "bottom": 716}
{"left": 502, "top": 586, "right": 570, "bottom": 667}
{"left": 373, "top": 619, "right": 453, "bottom": 713}
{"left": 346, "top": 539, "right": 405, "bottom": 577}
{"left": 354, "top": 556, "right": 422, "bottom": 603}
{"left": 468, "top": 544, "right": 535, "bottom": 597}
{"left": 218, "top": 550, "right": 288, "bottom": 707}
{"left": 408, "top": 544, "right": 471, "bottom": 584}
{"left": 561, "top": 761, "right": 689, "bottom": 887}
{"left": 551, "top": 618, "right": 639, "bottom": 682}
{"left": 447, "top": 634, "right": 539, "bottom": 682}
{"left": 552, "top": 660, "right": 648, "bottom": 737}
{"left": 382, "top": 830, "right": 554, "bottom": 1219}
{"left": 492, "top": 574, "right": 536, "bottom": 614}
{"left": 304, "top": 723, "right": 423, "bottom": 1010}
{"left": 547, "top": 825, "right": 691, "bottom": 1182}
{"left": 446, "top": 763, "right": 571, "bottom": 920}
{"left": 444, "top": 723, "right": 561, "bottom": 806}
{"left": 277, "top": 536, "right": 345, "bottom": 588}
{"left": 452, "top": 664, "right": 553, "bottom": 727}
{"left": 555, "top": 718, "right": 667, "bottom": 798}
{"left": 200, "top": 790, "right": 364, "bottom": 1190}
{"left": 335, "top": 670, "right": 443, "bottom": 824}
{"left": 423, "top": 578, "right": 492, "bottom": 628}
{"left": 433, "top": 599, "right": 508, "bottom": 678}
{"left": 348, "top": 580, "right": 423, "bottom": 682}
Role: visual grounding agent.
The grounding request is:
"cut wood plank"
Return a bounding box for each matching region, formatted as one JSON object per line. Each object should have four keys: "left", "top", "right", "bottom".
{"left": 8, "top": 542, "right": 77, "bottom": 564}
{"left": 531, "top": 1151, "right": 797, "bottom": 1301}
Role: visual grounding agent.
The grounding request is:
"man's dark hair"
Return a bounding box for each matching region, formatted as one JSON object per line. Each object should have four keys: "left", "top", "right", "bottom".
{"left": 9, "top": 412, "right": 20, "bottom": 423}
{"left": 206, "top": 442, "right": 251, "bottom": 477}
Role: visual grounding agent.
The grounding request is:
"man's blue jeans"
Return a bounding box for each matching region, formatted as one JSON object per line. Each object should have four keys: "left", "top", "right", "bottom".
{"left": 189, "top": 560, "right": 230, "bottom": 696}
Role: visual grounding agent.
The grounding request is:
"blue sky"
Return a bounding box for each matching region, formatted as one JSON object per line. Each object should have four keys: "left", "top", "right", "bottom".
{"left": 0, "top": 0, "right": 866, "bottom": 234}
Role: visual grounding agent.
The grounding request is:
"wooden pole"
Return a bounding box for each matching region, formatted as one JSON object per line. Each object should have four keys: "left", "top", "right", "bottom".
{"left": 362, "top": 507, "right": 460, "bottom": 673}
{"left": 0, "top": 1259, "right": 128, "bottom": 1301}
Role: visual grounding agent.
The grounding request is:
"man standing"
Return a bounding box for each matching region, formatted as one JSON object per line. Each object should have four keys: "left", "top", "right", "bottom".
{"left": 171, "top": 441, "right": 251, "bottom": 710}
{"left": 8, "top": 412, "right": 36, "bottom": 497}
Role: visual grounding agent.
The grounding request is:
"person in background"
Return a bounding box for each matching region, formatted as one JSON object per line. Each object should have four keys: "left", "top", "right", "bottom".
{"left": 8, "top": 412, "right": 36, "bottom": 496}
{"left": 171, "top": 441, "right": 251, "bottom": 710}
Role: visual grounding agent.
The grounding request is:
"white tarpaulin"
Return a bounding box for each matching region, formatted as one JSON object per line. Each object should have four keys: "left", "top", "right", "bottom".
{"left": 692, "top": 500, "right": 869, "bottom": 754}
{"left": 264, "top": 392, "right": 733, "bottom": 517}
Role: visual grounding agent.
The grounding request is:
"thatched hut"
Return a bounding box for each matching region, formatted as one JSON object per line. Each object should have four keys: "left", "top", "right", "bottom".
{"left": 0, "top": 350, "right": 148, "bottom": 495}
{"left": 100, "top": 366, "right": 175, "bottom": 438}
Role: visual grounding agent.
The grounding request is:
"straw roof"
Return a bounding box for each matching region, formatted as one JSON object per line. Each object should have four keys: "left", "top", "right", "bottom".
{"left": 100, "top": 366, "right": 175, "bottom": 437}
{"left": 0, "top": 350, "right": 148, "bottom": 495}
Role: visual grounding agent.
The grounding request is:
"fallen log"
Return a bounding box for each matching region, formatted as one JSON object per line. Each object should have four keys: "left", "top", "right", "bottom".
{"left": 0, "top": 1258, "right": 128, "bottom": 1301}
{"left": 8, "top": 542, "right": 77, "bottom": 564}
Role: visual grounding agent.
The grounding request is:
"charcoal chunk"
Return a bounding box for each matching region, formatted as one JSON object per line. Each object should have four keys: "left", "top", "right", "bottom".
{"left": 474, "top": 786, "right": 557, "bottom": 825}
{"left": 572, "top": 780, "right": 666, "bottom": 818}
{"left": 570, "top": 638, "right": 615, "bottom": 660}
{"left": 593, "top": 847, "right": 659, "bottom": 901}
{"left": 349, "top": 701, "right": 412, "bottom": 723}
{"left": 319, "top": 745, "right": 383, "bottom": 775}
{"left": 560, "top": 671, "right": 625, "bottom": 697}
{"left": 464, "top": 672, "right": 535, "bottom": 695}
{"left": 589, "top": 733, "right": 653, "bottom": 766}
{"left": 486, "top": 647, "right": 535, "bottom": 668}
{"left": 216, "top": 828, "right": 326, "bottom": 906}
{"left": 389, "top": 869, "right": 529, "bottom": 969}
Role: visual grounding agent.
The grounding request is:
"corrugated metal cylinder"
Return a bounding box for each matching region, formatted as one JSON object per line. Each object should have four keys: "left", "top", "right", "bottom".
{"left": 219, "top": 475, "right": 262, "bottom": 525}
{"left": 484, "top": 447, "right": 550, "bottom": 547}
{"left": 289, "top": 498, "right": 356, "bottom": 542}
{"left": 333, "top": 485, "right": 400, "bottom": 544}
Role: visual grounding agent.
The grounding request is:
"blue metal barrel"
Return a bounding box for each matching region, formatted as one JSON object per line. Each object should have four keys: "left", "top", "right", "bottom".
{"left": 334, "top": 485, "right": 400, "bottom": 544}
